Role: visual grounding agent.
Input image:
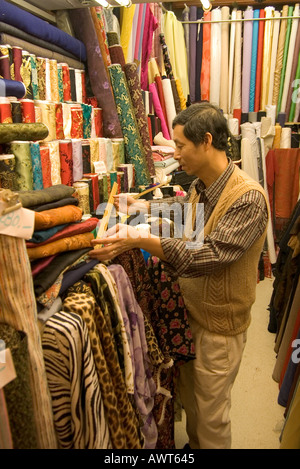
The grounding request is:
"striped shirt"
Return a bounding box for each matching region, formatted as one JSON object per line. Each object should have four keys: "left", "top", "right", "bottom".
{"left": 150, "top": 160, "right": 268, "bottom": 278}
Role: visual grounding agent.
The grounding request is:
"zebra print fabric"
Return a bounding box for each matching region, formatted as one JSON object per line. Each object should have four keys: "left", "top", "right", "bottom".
{"left": 42, "top": 311, "right": 111, "bottom": 449}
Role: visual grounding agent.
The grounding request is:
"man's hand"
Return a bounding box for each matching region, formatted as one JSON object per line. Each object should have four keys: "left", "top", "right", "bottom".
{"left": 113, "top": 194, "right": 149, "bottom": 215}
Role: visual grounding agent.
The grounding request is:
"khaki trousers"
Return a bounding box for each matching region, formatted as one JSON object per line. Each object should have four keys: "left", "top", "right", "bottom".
{"left": 178, "top": 322, "right": 247, "bottom": 449}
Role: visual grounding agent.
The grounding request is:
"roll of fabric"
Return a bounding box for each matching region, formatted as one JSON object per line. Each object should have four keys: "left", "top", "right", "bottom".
{"left": 46, "top": 140, "right": 61, "bottom": 186}
{"left": 200, "top": 11, "right": 211, "bottom": 103}
{"left": 9, "top": 141, "right": 32, "bottom": 190}
{"left": 21, "top": 51, "right": 33, "bottom": 100}
{"left": 69, "top": 8, "right": 122, "bottom": 139}
{"left": 80, "top": 103, "right": 92, "bottom": 139}
{"left": 0, "top": 98, "right": 12, "bottom": 123}
{"left": 281, "top": 4, "right": 299, "bottom": 113}
{"left": 9, "top": 101, "right": 21, "bottom": 124}
{"left": 266, "top": 104, "right": 277, "bottom": 125}
{"left": 27, "top": 232, "right": 94, "bottom": 261}
{"left": 149, "top": 81, "right": 171, "bottom": 140}
{"left": 111, "top": 138, "right": 125, "bottom": 170}
{"left": 162, "top": 78, "right": 176, "bottom": 139}
{"left": 82, "top": 174, "right": 99, "bottom": 212}
{"left": 59, "top": 139, "right": 73, "bottom": 186}
{"left": 195, "top": 7, "right": 203, "bottom": 103}
{"left": 34, "top": 204, "right": 83, "bottom": 231}
{"left": 39, "top": 145, "right": 52, "bottom": 188}
{"left": 36, "top": 57, "right": 46, "bottom": 100}
{"left": 172, "top": 81, "right": 182, "bottom": 117}
{"left": 0, "top": 0, "right": 86, "bottom": 61}
{"left": 272, "top": 5, "right": 289, "bottom": 107}
{"left": 210, "top": 8, "right": 222, "bottom": 107}
{"left": 124, "top": 62, "right": 155, "bottom": 177}
{"left": 109, "top": 44, "right": 126, "bottom": 68}
{"left": 12, "top": 45, "right": 22, "bottom": 81}
{"left": 70, "top": 106, "right": 84, "bottom": 139}
{"left": 45, "top": 58, "right": 51, "bottom": 102}
{"left": 289, "top": 50, "right": 300, "bottom": 122}
{"left": 0, "top": 53, "right": 11, "bottom": 80}
{"left": 272, "top": 123, "right": 282, "bottom": 148}
{"left": 55, "top": 103, "right": 64, "bottom": 140}
{"left": 277, "top": 111, "right": 286, "bottom": 127}
{"left": 20, "top": 99, "right": 35, "bottom": 123}
{"left": 280, "top": 127, "right": 292, "bottom": 148}
{"left": 261, "top": 7, "right": 275, "bottom": 111}
{"left": 89, "top": 138, "right": 100, "bottom": 172}
{"left": 49, "top": 59, "right": 59, "bottom": 103}
{"left": 109, "top": 63, "right": 151, "bottom": 186}
{"left": 277, "top": 5, "right": 294, "bottom": 113}
{"left": 254, "top": 9, "right": 265, "bottom": 112}
{"left": 0, "top": 153, "right": 17, "bottom": 190}
{"left": 249, "top": 10, "right": 260, "bottom": 112}
{"left": 0, "top": 123, "right": 49, "bottom": 143}
{"left": 92, "top": 108, "right": 103, "bottom": 138}
{"left": 267, "top": 11, "right": 281, "bottom": 106}
{"left": 188, "top": 6, "right": 197, "bottom": 103}
{"left": 220, "top": 6, "right": 230, "bottom": 114}
{"left": 0, "top": 77, "right": 26, "bottom": 98}
{"left": 73, "top": 181, "right": 90, "bottom": 215}
{"left": 30, "top": 142, "right": 43, "bottom": 191}
{"left": 228, "top": 8, "right": 236, "bottom": 113}
{"left": 35, "top": 101, "right": 56, "bottom": 142}
{"left": 0, "top": 234, "right": 58, "bottom": 448}
{"left": 82, "top": 140, "right": 91, "bottom": 174}
{"left": 228, "top": 117, "right": 240, "bottom": 136}
{"left": 71, "top": 138, "right": 83, "bottom": 182}
{"left": 29, "top": 54, "right": 39, "bottom": 100}
{"left": 240, "top": 122, "right": 261, "bottom": 181}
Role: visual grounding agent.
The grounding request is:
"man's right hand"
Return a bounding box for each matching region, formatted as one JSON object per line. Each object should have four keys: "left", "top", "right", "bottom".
{"left": 113, "top": 194, "right": 149, "bottom": 215}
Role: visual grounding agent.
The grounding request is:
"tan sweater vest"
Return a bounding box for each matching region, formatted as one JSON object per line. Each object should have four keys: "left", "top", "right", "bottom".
{"left": 179, "top": 165, "right": 269, "bottom": 336}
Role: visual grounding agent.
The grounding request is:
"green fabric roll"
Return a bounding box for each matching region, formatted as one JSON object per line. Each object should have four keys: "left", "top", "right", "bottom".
{"left": 108, "top": 64, "right": 151, "bottom": 187}
{"left": 289, "top": 50, "right": 300, "bottom": 121}
{"left": 57, "top": 65, "right": 64, "bottom": 102}
{"left": 0, "top": 123, "right": 49, "bottom": 143}
{"left": 277, "top": 6, "right": 294, "bottom": 114}
{"left": 0, "top": 154, "right": 17, "bottom": 190}
{"left": 10, "top": 141, "right": 33, "bottom": 190}
{"left": 30, "top": 55, "right": 39, "bottom": 100}
{"left": 17, "top": 184, "right": 75, "bottom": 208}
{"left": 0, "top": 324, "right": 39, "bottom": 449}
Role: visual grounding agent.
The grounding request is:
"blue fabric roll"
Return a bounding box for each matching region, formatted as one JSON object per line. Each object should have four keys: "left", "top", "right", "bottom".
{"left": 30, "top": 142, "right": 43, "bottom": 191}
{"left": 0, "top": 0, "right": 86, "bottom": 61}
{"left": 0, "top": 78, "right": 26, "bottom": 98}
{"left": 249, "top": 10, "right": 260, "bottom": 112}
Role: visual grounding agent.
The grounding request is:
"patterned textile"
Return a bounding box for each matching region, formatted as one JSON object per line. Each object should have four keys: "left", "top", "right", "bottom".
{"left": 108, "top": 264, "right": 158, "bottom": 449}
{"left": 27, "top": 232, "right": 94, "bottom": 261}
{"left": 108, "top": 63, "right": 151, "bottom": 187}
{"left": 0, "top": 324, "right": 38, "bottom": 449}
{"left": 34, "top": 205, "right": 82, "bottom": 231}
{"left": 0, "top": 234, "right": 57, "bottom": 448}
{"left": 146, "top": 256, "right": 195, "bottom": 364}
{"left": 0, "top": 122, "right": 49, "bottom": 143}
{"left": 42, "top": 311, "right": 111, "bottom": 449}
{"left": 9, "top": 141, "right": 33, "bottom": 190}
{"left": 0, "top": 154, "right": 17, "bottom": 190}
{"left": 63, "top": 280, "right": 143, "bottom": 449}
{"left": 124, "top": 62, "right": 155, "bottom": 177}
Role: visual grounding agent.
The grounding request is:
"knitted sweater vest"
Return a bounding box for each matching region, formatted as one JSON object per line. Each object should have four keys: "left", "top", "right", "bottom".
{"left": 179, "top": 165, "right": 269, "bottom": 336}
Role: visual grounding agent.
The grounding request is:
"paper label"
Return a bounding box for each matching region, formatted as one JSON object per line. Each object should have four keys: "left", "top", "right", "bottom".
{"left": 0, "top": 349, "right": 17, "bottom": 389}
{"left": 93, "top": 160, "right": 107, "bottom": 174}
{"left": 0, "top": 201, "right": 35, "bottom": 239}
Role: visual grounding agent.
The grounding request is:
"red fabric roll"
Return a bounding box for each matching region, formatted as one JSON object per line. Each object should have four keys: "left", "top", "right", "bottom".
{"left": 12, "top": 46, "right": 22, "bottom": 82}
{"left": 59, "top": 140, "right": 73, "bottom": 186}
{"left": 81, "top": 70, "right": 87, "bottom": 104}
{"left": 233, "top": 108, "right": 242, "bottom": 129}
{"left": 20, "top": 99, "right": 35, "bottom": 123}
{"left": 55, "top": 103, "right": 65, "bottom": 139}
{"left": 154, "top": 75, "right": 168, "bottom": 126}
{"left": 93, "top": 107, "right": 103, "bottom": 137}
{"left": 70, "top": 107, "right": 84, "bottom": 139}
{"left": 0, "top": 102, "right": 13, "bottom": 123}
{"left": 61, "top": 63, "right": 72, "bottom": 102}
{"left": 108, "top": 45, "right": 126, "bottom": 68}
{"left": 254, "top": 10, "right": 265, "bottom": 112}
{"left": 27, "top": 217, "right": 99, "bottom": 248}
{"left": 83, "top": 173, "right": 100, "bottom": 211}
{"left": 39, "top": 145, "right": 52, "bottom": 188}
{"left": 200, "top": 11, "right": 211, "bottom": 101}
{"left": 0, "top": 55, "right": 11, "bottom": 80}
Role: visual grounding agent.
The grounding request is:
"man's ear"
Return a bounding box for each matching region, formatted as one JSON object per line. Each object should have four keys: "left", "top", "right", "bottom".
{"left": 203, "top": 132, "right": 213, "bottom": 147}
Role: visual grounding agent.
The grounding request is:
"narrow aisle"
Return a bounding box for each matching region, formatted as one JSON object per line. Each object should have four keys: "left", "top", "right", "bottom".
{"left": 175, "top": 277, "right": 285, "bottom": 449}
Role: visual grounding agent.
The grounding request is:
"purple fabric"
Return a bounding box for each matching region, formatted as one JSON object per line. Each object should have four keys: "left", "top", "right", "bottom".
{"left": 108, "top": 264, "right": 158, "bottom": 449}
{"left": 0, "top": 0, "right": 86, "bottom": 61}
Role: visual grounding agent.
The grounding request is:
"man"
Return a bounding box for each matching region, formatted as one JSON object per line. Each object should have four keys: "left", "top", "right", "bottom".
{"left": 89, "top": 103, "right": 269, "bottom": 449}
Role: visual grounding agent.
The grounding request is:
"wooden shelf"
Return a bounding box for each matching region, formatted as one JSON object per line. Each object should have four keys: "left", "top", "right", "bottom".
{"left": 169, "top": 0, "right": 299, "bottom": 8}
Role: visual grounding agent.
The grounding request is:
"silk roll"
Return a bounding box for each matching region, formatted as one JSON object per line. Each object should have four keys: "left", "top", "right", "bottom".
{"left": 228, "top": 9, "right": 236, "bottom": 112}
{"left": 109, "top": 64, "right": 151, "bottom": 186}
{"left": 55, "top": 103, "right": 64, "bottom": 140}
{"left": 286, "top": 24, "right": 300, "bottom": 120}
{"left": 272, "top": 123, "right": 282, "bottom": 148}
{"left": 0, "top": 54, "right": 11, "bottom": 80}
{"left": 71, "top": 139, "right": 83, "bottom": 182}
{"left": 280, "top": 127, "right": 292, "bottom": 148}
{"left": 75, "top": 68, "right": 83, "bottom": 103}
{"left": 260, "top": 7, "right": 275, "bottom": 111}
{"left": 10, "top": 141, "right": 33, "bottom": 190}
{"left": 255, "top": 10, "right": 265, "bottom": 112}
{"left": 70, "top": 107, "right": 84, "bottom": 139}
{"left": 267, "top": 11, "right": 281, "bottom": 106}
{"left": 73, "top": 181, "right": 90, "bottom": 215}
{"left": 36, "top": 57, "right": 46, "bottom": 101}
{"left": 45, "top": 58, "right": 51, "bottom": 102}
{"left": 21, "top": 99, "right": 35, "bottom": 123}
{"left": 82, "top": 140, "right": 92, "bottom": 174}
{"left": 200, "top": 11, "right": 211, "bottom": 102}
{"left": 0, "top": 78, "right": 26, "bottom": 99}
{"left": 12, "top": 45, "right": 22, "bottom": 81}
{"left": 0, "top": 98, "right": 12, "bottom": 123}
{"left": 280, "top": 4, "right": 299, "bottom": 113}
{"left": 83, "top": 173, "right": 100, "bottom": 212}
{"left": 0, "top": 153, "right": 17, "bottom": 190}
{"left": 49, "top": 59, "right": 59, "bottom": 103}
{"left": 148, "top": 83, "right": 170, "bottom": 140}
{"left": 210, "top": 8, "right": 222, "bottom": 107}
{"left": 0, "top": 122, "right": 48, "bottom": 143}
{"left": 92, "top": 108, "right": 103, "bottom": 138}
{"left": 39, "top": 145, "right": 52, "bottom": 188}
{"left": 188, "top": 6, "right": 197, "bottom": 103}
{"left": 272, "top": 5, "right": 289, "bottom": 108}
{"left": 89, "top": 138, "right": 100, "bottom": 173}
{"left": 124, "top": 62, "right": 155, "bottom": 177}
{"left": 220, "top": 7, "right": 230, "bottom": 114}
{"left": 231, "top": 10, "right": 242, "bottom": 111}
{"left": 30, "top": 142, "right": 43, "bottom": 190}
{"left": 47, "top": 141, "right": 61, "bottom": 185}
{"left": 111, "top": 138, "right": 125, "bottom": 170}
{"left": 59, "top": 140, "right": 73, "bottom": 186}
{"left": 162, "top": 78, "right": 176, "bottom": 139}
{"left": 35, "top": 100, "right": 56, "bottom": 142}
{"left": 277, "top": 6, "right": 294, "bottom": 113}
{"left": 249, "top": 10, "right": 260, "bottom": 112}
{"left": 11, "top": 101, "right": 22, "bottom": 123}
{"left": 21, "top": 52, "right": 33, "bottom": 100}
{"left": 80, "top": 103, "right": 92, "bottom": 139}
{"left": 69, "top": 8, "right": 122, "bottom": 139}
{"left": 27, "top": 232, "right": 93, "bottom": 261}
{"left": 57, "top": 64, "right": 64, "bottom": 103}
{"left": 61, "top": 63, "right": 72, "bottom": 102}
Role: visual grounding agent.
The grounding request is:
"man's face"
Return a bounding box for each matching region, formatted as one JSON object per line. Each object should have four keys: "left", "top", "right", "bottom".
{"left": 173, "top": 125, "right": 206, "bottom": 177}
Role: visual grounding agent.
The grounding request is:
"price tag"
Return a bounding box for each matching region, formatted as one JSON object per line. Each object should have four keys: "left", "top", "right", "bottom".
{"left": 0, "top": 201, "right": 35, "bottom": 240}
{"left": 0, "top": 349, "right": 17, "bottom": 389}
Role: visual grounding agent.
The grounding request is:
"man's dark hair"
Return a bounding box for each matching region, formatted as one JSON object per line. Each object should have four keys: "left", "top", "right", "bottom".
{"left": 172, "top": 102, "right": 230, "bottom": 152}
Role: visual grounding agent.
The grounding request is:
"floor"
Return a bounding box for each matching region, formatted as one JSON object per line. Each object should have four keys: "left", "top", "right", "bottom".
{"left": 174, "top": 277, "right": 286, "bottom": 450}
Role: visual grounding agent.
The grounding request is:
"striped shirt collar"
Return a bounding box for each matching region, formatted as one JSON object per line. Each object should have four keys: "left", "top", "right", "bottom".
{"left": 195, "top": 159, "right": 235, "bottom": 205}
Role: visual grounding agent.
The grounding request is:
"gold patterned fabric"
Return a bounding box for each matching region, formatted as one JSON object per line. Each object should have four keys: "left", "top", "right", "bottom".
{"left": 9, "top": 141, "right": 33, "bottom": 190}
{"left": 0, "top": 123, "right": 49, "bottom": 143}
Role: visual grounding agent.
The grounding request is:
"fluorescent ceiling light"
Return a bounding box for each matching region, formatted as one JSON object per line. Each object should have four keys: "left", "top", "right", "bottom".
{"left": 114, "top": 0, "right": 132, "bottom": 7}
{"left": 201, "top": 0, "right": 212, "bottom": 11}
{"left": 95, "top": 0, "right": 109, "bottom": 6}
